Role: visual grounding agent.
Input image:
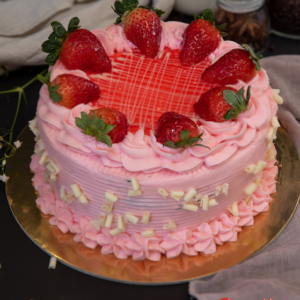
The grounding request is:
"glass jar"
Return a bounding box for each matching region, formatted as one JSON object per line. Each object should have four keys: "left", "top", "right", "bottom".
{"left": 267, "top": 0, "right": 300, "bottom": 39}
{"left": 215, "top": 0, "right": 270, "bottom": 54}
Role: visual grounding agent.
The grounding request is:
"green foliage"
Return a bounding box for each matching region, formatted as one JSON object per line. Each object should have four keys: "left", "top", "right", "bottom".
{"left": 75, "top": 111, "right": 116, "bottom": 147}
{"left": 242, "top": 44, "right": 263, "bottom": 71}
{"left": 37, "top": 72, "right": 62, "bottom": 103}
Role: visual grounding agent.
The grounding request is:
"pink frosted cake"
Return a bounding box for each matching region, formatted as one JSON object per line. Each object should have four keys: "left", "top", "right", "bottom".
{"left": 29, "top": 5, "right": 282, "bottom": 261}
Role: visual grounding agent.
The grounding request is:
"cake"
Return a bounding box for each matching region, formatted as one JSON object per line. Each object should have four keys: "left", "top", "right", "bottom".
{"left": 29, "top": 4, "right": 282, "bottom": 261}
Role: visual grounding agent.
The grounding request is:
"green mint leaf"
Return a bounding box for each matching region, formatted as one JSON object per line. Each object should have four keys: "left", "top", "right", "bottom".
{"left": 45, "top": 49, "right": 60, "bottom": 66}
{"left": 81, "top": 112, "right": 91, "bottom": 127}
{"left": 100, "top": 134, "right": 112, "bottom": 147}
{"left": 163, "top": 141, "right": 177, "bottom": 149}
{"left": 96, "top": 118, "right": 105, "bottom": 131}
{"left": 75, "top": 118, "right": 86, "bottom": 130}
{"left": 223, "top": 90, "right": 239, "bottom": 109}
{"left": 224, "top": 109, "right": 239, "bottom": 120}
{"left": 102, "top": 124, "right": 116, "bottom": 134}
{"left": 49, "top": 92, "right": 61, "bottom": 102}
{"left": 180, "top": 129, "right": 189, "bottom": 142}
{"left": 202, "top": 9, "right": 214, "bottom": 24}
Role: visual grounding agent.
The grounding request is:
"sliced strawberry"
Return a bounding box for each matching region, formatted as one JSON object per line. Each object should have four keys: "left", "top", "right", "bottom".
{"left": 112, "top": 0, "right": 165, "bottom": 58}
{"left": 38, "top": 72, "right": 100, "bottom": 109}
{"left": 201, "top": 44, "right": 263, "bottom": 85}
{"left": 42, "top": 17, "right": 112, "bottom": 74}
{"left": 155, "top": 112, "right": 208, "bottom": 149}
{"left": 194, "top": 86, "right": 251, "bottom": 122}
{"left": 179, "top": 9, "right": 227, "bottom": 67}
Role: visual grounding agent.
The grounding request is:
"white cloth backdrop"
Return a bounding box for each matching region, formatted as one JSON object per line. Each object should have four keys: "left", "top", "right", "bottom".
{"left": 190, "top": 55, "right": 300, "bottom": 300}
{"left": 0, "top": 0, "right": 175, "bottom": 72}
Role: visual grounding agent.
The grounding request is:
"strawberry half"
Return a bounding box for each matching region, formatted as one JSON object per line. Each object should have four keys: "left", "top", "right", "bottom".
{"left": 155, "top": 112, "right": 208, "bottom": 149}
{"left": 75, "top": 108, "right": 129, "bottom": 146}
{"left": 38, "top": 72, "right": 100, "bottom": 109}
{"left": 112, "top": 0, "right": 165, "bottom": 58}
{"left": 194, "top": 86, "right": 251, "bottom": 123}
{"left": 42, "top": 17, "right": 112, "bottom": 74}
{"left": 179, "top": 9, "right": 227, "bottom": 67}
{"left": 201, "top": 44, "right": 263, "bottom": 85}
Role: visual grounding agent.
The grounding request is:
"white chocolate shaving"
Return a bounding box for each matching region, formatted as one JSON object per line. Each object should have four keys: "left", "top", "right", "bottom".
{"left": 184, "top": 187, "right": 197, "bottom": 201}
{"left": 170, "top": 190, "right": 184, "bottom": 201}
{"left": 102, "top": 202, "right": 113, "bottom": 213}
{"left": 266, "top": 148, "right": 276, "bottom": 161}
{"left": 90, "top": 220, "right": 101, "bottom": 231}
{"left": 267, "top": 140, "right": 273, "bottom": 148}
{"left": 131, "top": 177, "right": 140, "bottom": 191}
{"left": 117, "top": 215, "right": 124, "bottom": 230}
{"left": 254, "top": 177, "right": 261, "bottom": 186}
{"left": 49, "top": 160, "right": 60, "bottom": 174}
{"left": 272, "top": 89, "right": 283, "bottom": 104}
{"left": 141, "top": 230, "right": 155, "bottom": 238}
{"left": 125, "top": 212, "right": 139, "bottom": 224}
{"left": 202, "top": 196, "right": 209, "bottom": 211}
{"left": 158, "top": 188, "right": 169, "bottom": 199}
{"left": 253, "top": 160, "right": 267, "bottom": 174}
{"left": 128, "top": 189, "right": 142, "bottom": 197}
{"left": 230, "top": 201, "right": 239, "bottom": 216}
{"left": 39, "top": 151, "right": 48, "bottom": 165}
{"left": 105, "top": 213, "right": 114, "bottom": 228}
{"left": 46, "top": 163, "right": 55, "bottom": 174}
{"left": 60, "top": 186, "right": 66, "bottom": 199}
{"left": 50, "top": 173, "right": 57, "bottom": 181}
{"left": 195, "top": 194, "right": 203, "bottom": 202}
{"left": 163, "top": 219, "right": 176, "bottom": 230}
{"left": 244, "top": 182, "right": 258, "bottom": 195}
{"left": 208, "top": 199, "right": 218, "bottom": 206}
{"left": 266, "top": 127, "right": 274, "bottom": 141}
{"left": 183, "top": 203, "right": 198, "bottom": 212}
{"left": 48, "top": 256, "right": 57, "bottom": 269}
{"left": 29, "top": 117, "right": 39, "bottom": 136}
{"left": 99, "top": 214, "right": 106, "bottom": 226}
{"left": 244, "top": 194, "right": 252, "bottom": 204}
{"left": 78, "top": 193, "right": 88, "bottom": 204}
{"left": 37, "top": 139, "right": 45, "bottom": 152}
{"left": 215, "top": 186, "right": 222, "bottom": 196}
{"left": 271, "top": 116, "right": 280, "bottom": 129}
{"left": 222, "top": 183, "right": 229, "bottom": 195}
{"left": 109, "top": 228, "right": 123, "bottom": 236}
{"left": 70, "top": 184, "right": 81, "bottom": 198}
{"left": 245, "top": 164, "right": 256, "bottom": 173}
{"left": 140, "top": 212, "right": 150, "bottom": 224}
{"left": 105, "top": 191, "right": 118, "bottom": 203}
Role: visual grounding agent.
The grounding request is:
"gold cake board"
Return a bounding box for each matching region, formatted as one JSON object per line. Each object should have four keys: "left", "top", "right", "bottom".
{"left": 5, "top": 126, "right": 300, "bottom": 285}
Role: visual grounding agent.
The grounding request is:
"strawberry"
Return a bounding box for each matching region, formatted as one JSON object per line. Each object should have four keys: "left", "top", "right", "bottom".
{"left": 112, "top": 0, "right": 165, "bottom": 58}
{"left": 201, "top": 44, "right": 263, "bottom": 85}
{"left": 37, "top": 72, "right": 100, "bottom": 109}
{"left": 179, "top": 9, "right": 227, "bottom": 67}
{"left": 75, "top": 108, "right": 129, "bottom": 146}
{"left": 194, "top": 86, "right": 251, "bottom": 122}
{"left": 42, "top": 17, "right": 112, "bottom": 74}
{"left": 155, "top": 112, "right": 208, "bottom": 149}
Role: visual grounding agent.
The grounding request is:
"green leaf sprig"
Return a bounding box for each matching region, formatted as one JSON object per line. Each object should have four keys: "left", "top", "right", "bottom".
{"left": 112, "top": 0, "right": 165, "bottom": 25}
{"left": 242, "top": 44, "right": 263, "bottom": 71}
{"left": 37, "top": 71, "right": 62, "bottom": 103}
{"left": 163, "top": 130, "right": 210, "bottom": 150}
{"left": 75, "top": 111, "right": 116, "bottom": 147}
{"left": 42, "top": 17, "right": 80, "bottom": 66}
{"left": 194, "top": 9, "right": 227, "bottom": 37}
{"left": 223, "top": 86, "right": 251, "bottom": 120}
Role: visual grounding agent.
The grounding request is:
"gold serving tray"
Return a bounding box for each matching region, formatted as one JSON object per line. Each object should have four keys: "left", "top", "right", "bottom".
{"left": 5, "top": 126, "right": 300, "bottom": 285}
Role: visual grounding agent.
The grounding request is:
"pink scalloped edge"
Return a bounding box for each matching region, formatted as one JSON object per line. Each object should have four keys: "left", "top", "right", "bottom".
{"left": 30, "top": 152, "right": 278, "bottom": 261}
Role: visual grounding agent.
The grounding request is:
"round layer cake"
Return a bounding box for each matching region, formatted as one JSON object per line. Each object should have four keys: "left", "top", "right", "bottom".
{"left": 30, "top": 19, "right": 280, "bottom": 261}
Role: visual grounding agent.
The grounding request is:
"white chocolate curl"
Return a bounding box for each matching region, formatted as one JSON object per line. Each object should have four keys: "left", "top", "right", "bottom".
{"left": 78, "top": 193, "right": 88, "bottom": 204}
{"left": 50, "top": 173, "right": 57, "bottom": 181}
{"left": 266, "top": 148, "right": 276, "bottom": 161}
{"left": 99, "top": 214, "right": 106, "bottom": 226}
{"left": 266, "top": 127, "right": 274, "bottom": 141}
{"left": 117, "top": 215, "right": 124, "bottom": 230}
{"left": 49, "top": 160, "right": 60, "bottom": 174}
{"left": 271, "top": 116, "right": 280, "bottom": 129}
{"left": 230, "top": 201, "right": 239, "bottom": 216}
{"left": 254, "top": 177, "right": 261, "bottom": 186}
{"left": 158, "top": 188, "right": 169, "bottom": 199}
{"left": 171, "top": 190, "right": 184, "bottom": 201}
{"left": 272, "top": 89, "right": 283, "bottom": 104}
{"left": 244, "top": 182, "right": 258, "bottom": 195}
{"left": 244, "top": 194, "right": 252, "bottom": 204}
{"left": 105, "top": 191, "right": 118, "bottom": 203}
{"left": 128, "top": 189, "right": 142, "bottom": 197}
{"left": 125, "top": 212, "right": 139, "bottom": 224}
{"left": 48, "top": 256, "right": 57, "bottom": 269}
{"left": 215, "top": 186, "right": 222, "bottom": 196}
{"left": 131, "top": 177, "right": 140, "bottom": 191}
{"left": 245, "top": 164, "right": 256, "bottom": 173}
{"left": 202, "top": 196, "right": 209, "bottom": 211}
{"left": 70, "top": 184, "right": 81, "bottom": 197}
{"left": 208, "top": 199, "right": 218, "bottom": 206}
{"left": 105, "top": 213, "right": 114, "bottom": 228}
{"left": 267, "top": 140, "right": 273, "bottom": 148}
{"left": 183, "top": 203, "right": 198, "bottom": 212}
{"left": 184, "top": 187, "right": 197, "bottom": 202}
{"left": 253, "top": 160, "right": 267, "bottom": 174}
{"left": 102, "top": 202, "right": 113, "bottom": 213}
{"left": 222, "top": 183, "right": 229, "bottom": 195}
{"left": 195, "top": 194, "right": 203, "bottom": 202}
{"left": 90, "top": 220, "right": 101, "bottom": 231}
{"left": 60, "top": 186, "right": 66, "bottom": 199}
{"left": 141, "top": 230, "right": 155, "bottom": 238}
{"left": 163, "top": 219, "right": 176, "bottom": 230}
{"left": 140, "top": 212, "right": 150, "bottom": 224}
{"left": 109, "top": 228, "right": 123, "bottom": 236}
{"left": 46, "top": 163, "right": 55, "bottom": 174}
{"left": 39, "top": 151, "right": 48, "bottom": 165}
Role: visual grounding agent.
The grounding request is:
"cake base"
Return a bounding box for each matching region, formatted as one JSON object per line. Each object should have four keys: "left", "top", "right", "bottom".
{"left": 5, "top": 126, "right": 300, "bottom": 285}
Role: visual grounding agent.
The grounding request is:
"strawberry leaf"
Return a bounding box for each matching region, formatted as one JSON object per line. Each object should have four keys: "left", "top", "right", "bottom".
{"left": 202, "top": 9, "right": 214, "bottom": 24}
{"left": 246, "top": 86, "right": 251, "bottom": 106}
{"left": 163, "top": 141, "right": 177, "bottom": 149}
{"left": 163, "top": 131, "right": 209, "bottom": 149}
{"left": 99, "top": 135, "right": 113, "bottom": 147}
{"left": 51, "top": 21, "right": 67, "bottom": 38}
{"left": 96, "top": 119, "right": 105, "bottom": 131}
{"left": 68, "top": 17, "right": 80, "bottom": 33}
{"left": 242, "top": 44, "right": 263, "bottom": 71}
{"left": 81, "top": 112, "right": 91, "bottom": 127}
{"left": 102, "top": 124, "right": 116, "bottom": 134}
{"left": 223, "top": 90, "right": 239, "bottom": 109}
{"left": 49, "top": 92, "right": 62, "bottom": 102}
{"left": 45, "top": 49, "right": 61, "bottom": 66}
{"left": 180, "top": 129, "right": 189, "bottom": 142}
{"left": 224, "top": 109, "right": 239, "bottom": 120}
{"left": 75, "top": 118, "right": 86, "bottom": 130}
